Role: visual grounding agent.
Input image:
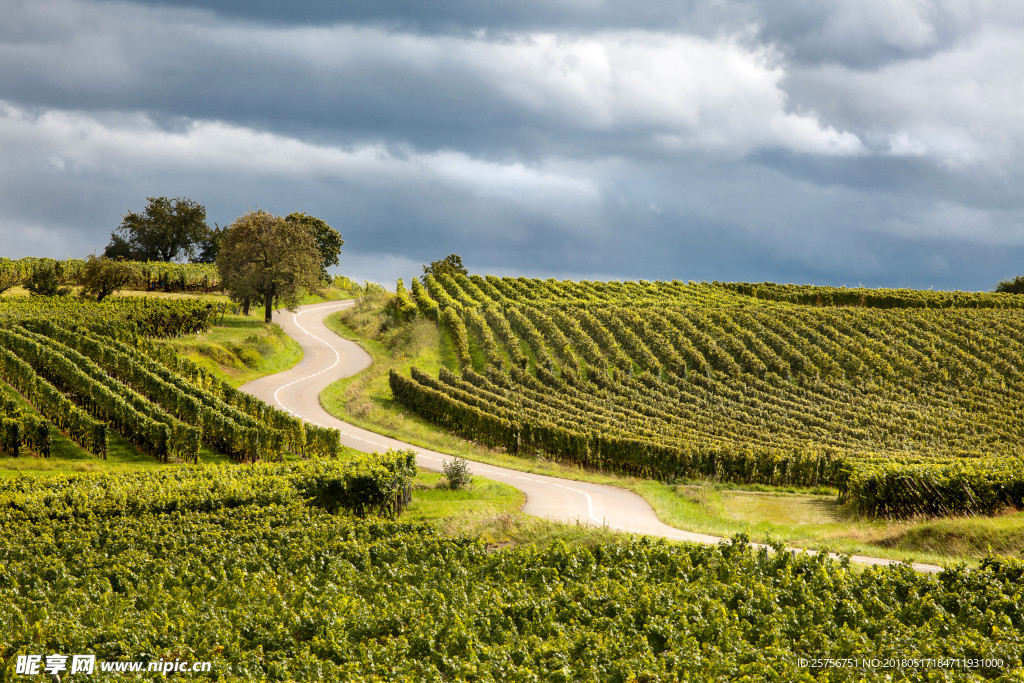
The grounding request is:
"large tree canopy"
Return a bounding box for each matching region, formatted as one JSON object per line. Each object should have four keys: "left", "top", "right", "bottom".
{"left": 104, "top": 196, "right": 209, "bottom": 262}
{"left": 217, "top": 209, "right": 322, "bottom": 323}
{"left": 284, "top": 212, "right": 343, "bottom": 280}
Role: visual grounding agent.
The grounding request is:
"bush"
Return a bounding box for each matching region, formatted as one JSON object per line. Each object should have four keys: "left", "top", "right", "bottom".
{"left": 24, "top": 261, "right": 70, "bottom": 297}
{"left": 442, "top": 456, "right": 473, "bottom": 490}
{"left": 995, "top": 275, "right": 1024, "bottom": 294}
{"left": 235, "top": 347, "right": 263, "bottom": 367}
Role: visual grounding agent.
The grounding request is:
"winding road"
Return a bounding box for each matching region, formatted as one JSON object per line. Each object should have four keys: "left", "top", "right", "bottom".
{"left": 240, "top": 301, "right": 943, "bottom": 574}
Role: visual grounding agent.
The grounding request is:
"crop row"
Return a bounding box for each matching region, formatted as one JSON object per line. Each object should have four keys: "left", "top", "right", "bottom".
{"left": 1, "top": 466, "right": 1021, "bottom": 680}
{"left": 0, "top": 297, "right": 340, "bottom": 463}
{"left": 391, "top": 275, "right": 1024, "bottom": 516}
{"left": 1, "top": 256, "right": 221, "bottom": 292}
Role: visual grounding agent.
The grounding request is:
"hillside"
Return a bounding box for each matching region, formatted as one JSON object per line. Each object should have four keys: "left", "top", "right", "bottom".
{"left": 388, "top": 275, "right": 1024, "bottom": 517}
{"left": 3, "top": 280, "right": 1024, "bottom": 680}
{"left": 0, "top": 295, "right": 342, "bottom": 464}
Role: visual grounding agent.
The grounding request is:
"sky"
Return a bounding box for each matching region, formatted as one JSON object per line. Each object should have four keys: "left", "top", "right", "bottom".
{"left": 1, "top": 0, "right": 1023, "bottom": 289}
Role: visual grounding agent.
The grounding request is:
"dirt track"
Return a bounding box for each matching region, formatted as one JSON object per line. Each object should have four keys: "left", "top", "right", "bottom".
{"left": 240, "top": 301, "right": 943, "bottom": 574}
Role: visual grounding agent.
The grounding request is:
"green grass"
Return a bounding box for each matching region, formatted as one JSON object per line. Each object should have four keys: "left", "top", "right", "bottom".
{"left": 155, "top": 313, "right": 303, "bottom": 387}
{"left": 318, "top": 302, "right": 1024, "bottom": 567}
{"left": 150, "top": 288, "right": 357, "bottom": 387}
{"left": 405, "top": 471, "right": 635, "bottom": 549}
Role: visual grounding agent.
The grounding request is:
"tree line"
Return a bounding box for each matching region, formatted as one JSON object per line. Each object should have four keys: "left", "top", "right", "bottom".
{"left": 72, "top": 196, "right": 343, "bottom": 322}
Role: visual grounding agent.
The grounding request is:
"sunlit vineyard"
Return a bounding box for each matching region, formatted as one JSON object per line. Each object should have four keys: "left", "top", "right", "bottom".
{"left": 1, "top": 256, "right": 221, "bottom": 292}
{"left": 390, "top": 274, "right": 1024, "bottom": 517}
{"left": 0, "top": 297, "right": 339, "bottom": 462}
{"left": 1, "top": 465, "right": 1021, "bottom": 681}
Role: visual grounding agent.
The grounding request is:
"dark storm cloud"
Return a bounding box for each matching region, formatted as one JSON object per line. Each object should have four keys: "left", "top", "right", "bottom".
{"left": 109, "top": 0, "right": 729, "bottom": 33}
{"left": 2, "top": 0, "right": 1023, "bottom": 290}
{"left": 0, "top": 2, "right": 837, "bottom": 159}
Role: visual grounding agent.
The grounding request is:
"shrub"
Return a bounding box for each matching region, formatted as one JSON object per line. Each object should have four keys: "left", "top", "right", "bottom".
{"left": 995, "top": 275, "right": 1024, "bottom": 294}
{"left": 24, "top": 261, "right": 70, "bottom": 297}
{"left": 442, "top": 456, "right": 473, "bottom": 490}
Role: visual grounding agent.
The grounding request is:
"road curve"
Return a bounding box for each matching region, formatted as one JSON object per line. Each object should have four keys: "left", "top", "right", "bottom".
{"left": 240, "top": 301, "right": 943, "bottom": 574}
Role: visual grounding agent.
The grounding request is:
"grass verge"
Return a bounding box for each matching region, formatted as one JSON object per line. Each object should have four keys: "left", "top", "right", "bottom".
{"left": 406, "top": 471, "right": 636, "bottom": 549}
{"left": 155, "top": 313, "right": 304, "bottom": 387}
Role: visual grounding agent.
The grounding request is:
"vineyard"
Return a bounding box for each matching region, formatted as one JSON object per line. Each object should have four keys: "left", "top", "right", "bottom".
{"left": 388, "top": 274, "right": 1024, "bottom": 517}
{"left": 0, "top": 296, "right": 340, "bottom": 464}
{"left": 2, "top": 278, "right": 1023, "bottom": 680}
{"left": 1, "top": 256, "right": 222, "bottom": 293}
{"left": 1, "top": 466, "right": 1021, "bottom": 681}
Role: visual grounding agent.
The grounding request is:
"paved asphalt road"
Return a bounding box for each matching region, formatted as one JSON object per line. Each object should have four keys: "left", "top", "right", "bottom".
{"left": 240, "top": 301, "right": 943, "bottom": 574}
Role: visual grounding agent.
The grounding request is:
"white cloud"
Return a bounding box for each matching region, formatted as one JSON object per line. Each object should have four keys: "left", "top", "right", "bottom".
{"left": 0, "top": 100, "right": 599, "bottom": 205}
{"left": 0, "top": 1, "right": 863, "bottom": 160}
{"left": 413, "top": 30, "right": 862, "bottom": 157}
{"left": 794, "top": 26, "right": 1024, "bottom": 168}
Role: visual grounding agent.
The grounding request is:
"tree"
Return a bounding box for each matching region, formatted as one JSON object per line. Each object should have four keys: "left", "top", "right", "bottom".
{"left": 190, "top": 224, "right": 226, "bottom": 264}
{"left": 104, "top": 196, "right": 209, "bottom": 262}
{"left": 218, "top": 209, "right": 322, "bottom": 323}
{"left": 284, "top": 212, "right": 343, "bottom": 281}
{"left": 80, "top": 254, "right": 134, "bottom": 302}
{"left": 423, "top": 254, "right": 467, "bottom": 279}
{"left": 995, "top": 276, "right": 1024, "bottom": 294}
{"left": 24, "top": 260, "right": 70, "bottom": 297}
{"left": 0, "top": 260, "right": 20, "bottom": 295}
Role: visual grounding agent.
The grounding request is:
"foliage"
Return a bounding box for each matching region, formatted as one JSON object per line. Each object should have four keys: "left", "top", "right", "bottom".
{"left": 190, "top": 224, "right": 226, "bottom": 264}
{"left": 0, "top": 259, "right": 20, "bottom": 295}
{"left": 995, "top": 275, "right": 1024, "bottom": 294}
{"left": 1, "top": 480, "right": 1022, "bottom": 682}
{"left": 0, "top": 450, "right": 416, "bottom": 518}
{"left": 383, "top": 278, "right": 418, "bottom": 323}
{"left": 0, "top": 295, "right": 341, "bottom": 463}
{"left": 0, "top": 295, "right": 221, "bottom": 339}
{"left": 218, "top": 209, "right": 322, "bottom": 323}
{"left": 79, "top": 254, "right": 134, "bottom": 302}
{"left": 0, "top": 388, "right": 51, "bottom": 457}
{"left": 423, "top": 253, "right": 468, "bottom": 279}
{"left": 389, "top": 275, "right": 1024, "bottom": 517}
{"left": 104, "top": 196, "right": 210, "bottom": 262}
{"left": 331, "top": 274, "right": 364, "bottom": 294}
{"left": 442, "top": 455, "right": 473, "bottom": 490}
{"left": 22, "top": 259, "right": 69, "bottom": 297}
{"left": 440, "top": 306, "right": 472, "bottom": 370}
{"left": 718, "top": 280, "right": 1024, "bottom": 308}
{"left": 2, "top": 256, "right": 221, "bottom": 293}
{"left": 285, "top": 211, "right": 344, "bottom": 280}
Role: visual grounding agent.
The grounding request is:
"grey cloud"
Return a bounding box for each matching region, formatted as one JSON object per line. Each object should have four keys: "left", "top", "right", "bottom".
{"left": 750, "top": 0, "right": 1024, "bottom": 68}
{"left": 106, "top": 0, "right": 729, "bottom": 34}
{"left": 2, "top": 0, "right": 1023, "bottom": 292}
{"left": 0, "top": 7, "right": 858, "bottom": 162}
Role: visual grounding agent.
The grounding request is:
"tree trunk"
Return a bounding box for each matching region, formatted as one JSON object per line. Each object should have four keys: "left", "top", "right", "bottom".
{"left": 264, "top": 284, "right": 276, "bottom": 323}
{"left": 242, "top": 297, "right": 250, "bottom": 316}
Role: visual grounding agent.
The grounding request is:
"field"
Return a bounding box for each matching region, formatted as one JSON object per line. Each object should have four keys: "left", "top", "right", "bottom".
{"left": 3, "top": 277, "right": 1024, "bottom": 680}
{"left": 386, "top": 274, "right": 1024, "bottom": 518}
{"left": 2, "top": 465, "right": 1022, "bottom": 681}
